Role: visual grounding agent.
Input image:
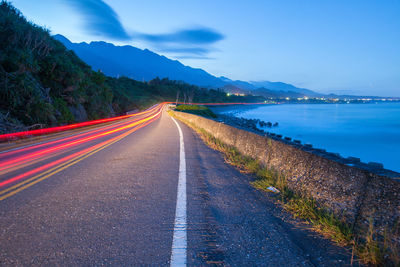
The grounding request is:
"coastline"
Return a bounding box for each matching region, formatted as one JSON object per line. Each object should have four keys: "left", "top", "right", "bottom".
{"left": 214, "top": 113, "right": 400, "bottom": 179}
{"left": 211, "top": 103, "right": 400, "bottom": 176}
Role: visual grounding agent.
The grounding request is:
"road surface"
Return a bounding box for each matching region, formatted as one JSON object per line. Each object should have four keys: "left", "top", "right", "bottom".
{"left": 0, "top": 105, "right": 358, "bottom": 266}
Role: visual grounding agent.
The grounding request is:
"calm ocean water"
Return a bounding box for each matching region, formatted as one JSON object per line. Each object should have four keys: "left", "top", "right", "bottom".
{"left": 213, "top": 103, "right": 400, "bottom": 172}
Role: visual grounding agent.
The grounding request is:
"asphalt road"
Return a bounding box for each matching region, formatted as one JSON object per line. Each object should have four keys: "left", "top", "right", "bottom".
{"left": 0, "top": 106, "right": 359, "bottom": 266}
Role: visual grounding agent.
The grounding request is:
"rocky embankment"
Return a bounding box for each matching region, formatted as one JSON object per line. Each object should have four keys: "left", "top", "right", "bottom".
{"left": 216, "top": 114, "right": 400, "bottom": 179}
{"left": 216, "top": 114, "right": 277, "bottom": 134}
{"left": 0, "top": 111, "right": 26, "bottom": 134}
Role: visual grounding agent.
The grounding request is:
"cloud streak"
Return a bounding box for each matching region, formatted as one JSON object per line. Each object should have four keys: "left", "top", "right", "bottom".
{"left": 157, "top": 47, "right": 218, "bottom": 60}
{"left": 65, "top": 0, "right": 130, "bottom": 40}
{"left": 138, "top": 28, "right": 224, "bottom": 45}
{"left": 65, "top": 0, "right": 224, "bottom": 57}
{"left": 175, "top": 55, "right": 216, "bottom": 60}
{"left": 137, "top": 27, "right": 223, "bottom": 59}
{"left": 158, "top": 47, "right": 211, "bottom": 56}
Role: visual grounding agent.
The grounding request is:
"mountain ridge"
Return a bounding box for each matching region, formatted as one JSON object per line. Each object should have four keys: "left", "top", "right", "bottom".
{"left": 54, "top": 34, "right": 321, "bottom": 97}
{"left": 54, "top": 34, "right": 227, "bottom": 88}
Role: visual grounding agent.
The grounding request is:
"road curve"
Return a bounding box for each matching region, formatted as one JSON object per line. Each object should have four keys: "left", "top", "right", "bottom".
{"left": 0, "top": 106, "right": 357, "bottom": 266}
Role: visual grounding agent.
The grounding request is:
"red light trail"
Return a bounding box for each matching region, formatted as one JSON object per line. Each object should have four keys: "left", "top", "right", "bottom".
{"left": 0, "top": 104, "right": 159, "bottom": 142}
{"left": 0, "top": 109, "right": 161, "bottom": 173}
{"left": 0, "top": 104, "right": 163, "bottom": 198}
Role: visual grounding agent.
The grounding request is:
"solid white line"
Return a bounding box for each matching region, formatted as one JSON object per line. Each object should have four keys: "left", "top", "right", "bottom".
{"left": 170, "top": 116, "right": 187, "bottom": 267}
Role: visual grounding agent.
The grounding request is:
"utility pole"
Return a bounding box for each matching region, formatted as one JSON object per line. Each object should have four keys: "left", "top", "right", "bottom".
{"left": 175, "top": 91, "right": 180, "bottom": 105}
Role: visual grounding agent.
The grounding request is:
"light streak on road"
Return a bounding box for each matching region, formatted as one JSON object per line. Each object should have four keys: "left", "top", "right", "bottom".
{"left": 0, "top": 104, "right": 163, "bottom": 200}
{"left": 0, "top": 105, "right": 159, "bottom": 142}
{"left": 0, "top": 117, "right": 140, "bottom": 159}
{"left": 0, "top": 108, "right": 160, "bottom": 173}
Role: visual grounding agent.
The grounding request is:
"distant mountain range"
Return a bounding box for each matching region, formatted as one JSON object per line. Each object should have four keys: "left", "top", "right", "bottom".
{"left": 55, "top": 34, "right": 321, "bottom": 97}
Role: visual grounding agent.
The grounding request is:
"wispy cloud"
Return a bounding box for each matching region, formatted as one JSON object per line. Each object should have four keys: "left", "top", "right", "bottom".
{"left": 157, "top": 46, "right": 218, "bottom": 60}
{"left": 138, "top": 28, "right": 224, "bottom": 45}
{"left": 158, "top": 47, "right": 211, "bottom": 56}
{"left": 137, "top": 28, "right": 223, "bottom": 59}
{"left": 64, "top": 0, "right": 224, "bottom": 57}
{"left": 65, "top": 0, "right": 130, "bottom": 40}
{"left": 175, "top": 55, "right": 216, "bottom": 60}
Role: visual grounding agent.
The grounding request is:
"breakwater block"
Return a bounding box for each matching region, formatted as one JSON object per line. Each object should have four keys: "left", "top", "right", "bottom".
{"left": 368, "top": 162, "right": 384, "bottom": 169}
{"left": 347, "top": 156, "right": 361, "bottom": 163}
{"left": 267, "top": 186, "right": 280, "bottom": 193}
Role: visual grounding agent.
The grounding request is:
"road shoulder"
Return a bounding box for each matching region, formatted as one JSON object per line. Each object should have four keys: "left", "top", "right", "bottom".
{"left": 175, "top": 116, "right": 359, "bottom": 266}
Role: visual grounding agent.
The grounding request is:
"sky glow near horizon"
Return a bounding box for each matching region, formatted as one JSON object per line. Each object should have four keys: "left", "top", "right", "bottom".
{"left": 11, "top": 0, "right": 400, "bottom": 97}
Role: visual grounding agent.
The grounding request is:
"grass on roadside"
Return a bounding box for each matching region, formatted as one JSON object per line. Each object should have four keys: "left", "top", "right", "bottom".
{"left": 353, "top": 219, "right": 400, "bottom": 266}
{"left": 174, "top": 104, "right": 217, "bottom": 118}
{"left": 210, "top": 133, "right": 354, "bottom": 246}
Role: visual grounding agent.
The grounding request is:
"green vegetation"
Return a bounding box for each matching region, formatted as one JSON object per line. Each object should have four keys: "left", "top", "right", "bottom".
{"left": 0, "top": 1, "right": 113, "bottom": 128}
{"left": 174, "top": 104, "right": 217, "bottom": 118}
{"left": 353, "top": 219, "right": 400, "bottom": 266}
{"left": 0, "top": 1, "right": 265, "bottom": 134}
{"left": 169, "top": 110, "right": 399, "bottom": 266}
{"left": 199, "top": 126, "right": 353, "bottom": 245}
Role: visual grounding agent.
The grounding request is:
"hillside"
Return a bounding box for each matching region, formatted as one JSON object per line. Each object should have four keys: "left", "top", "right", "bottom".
{"left": 0, "top": 2, "right": 117, "bottom": 132}
{"left": 0, "top": 2, "right": 262, "bottom": 134}
{"left": 250, "top": 81, "right": 321, "bottom": 96}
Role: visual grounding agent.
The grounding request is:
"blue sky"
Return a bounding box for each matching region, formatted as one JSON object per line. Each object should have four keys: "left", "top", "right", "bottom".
{"left": 11, "top": 0, "right": 400, "bottom": 96}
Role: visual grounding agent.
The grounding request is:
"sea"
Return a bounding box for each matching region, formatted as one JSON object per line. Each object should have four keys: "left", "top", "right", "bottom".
{"left": 212, "top": 102, "right": 400, "bottom": 173}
